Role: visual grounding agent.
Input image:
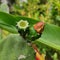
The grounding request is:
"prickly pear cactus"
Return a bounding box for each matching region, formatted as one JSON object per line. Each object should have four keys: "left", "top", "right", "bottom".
{"left": 0, "top": 34, "right": 35, "bottom": 60}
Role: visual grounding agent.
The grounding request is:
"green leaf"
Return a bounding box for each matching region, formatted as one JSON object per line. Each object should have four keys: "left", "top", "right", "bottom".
{"left": 0, "top": 23, "right": 17, "bottom": 33}
{"left": 0, "top": 12, "right": 39, "bottom": 33}
{"left": 36, "top": 23, "right": 60, "bottom": 51}
{"left": 14, "top": 16, "right": 39, "bottom": 26}
{"left": 0, "top": 29, "right": 2, "bottom": 40}
{"left": 0, "top": 34, "right": 35, "bottom": 60}
{"left": 0, "top": 12, "right": 18, "bottom": 33}
{"left": 0, "top": 12, "right": 17, "bottom": 26}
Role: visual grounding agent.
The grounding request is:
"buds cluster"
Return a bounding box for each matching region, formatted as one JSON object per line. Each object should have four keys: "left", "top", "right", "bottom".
{"left": 16, "top": 20, "right": 44, "bottom": 42}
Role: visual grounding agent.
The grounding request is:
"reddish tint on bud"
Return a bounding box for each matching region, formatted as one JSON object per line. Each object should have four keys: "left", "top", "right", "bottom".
{"left": 36, "top": 52, "right": 41, "bottom": 60}
{"left": 31, "top": 44, "right": 45, "bottom": 60}
{"left": 36, "top": 56, "right": 40, "bottom": 60}
{"left": 34, "top": 22, "right": 44, "bottom": 33}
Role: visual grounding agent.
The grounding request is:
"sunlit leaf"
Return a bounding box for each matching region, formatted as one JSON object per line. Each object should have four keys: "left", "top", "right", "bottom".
{"left": 36, "top": 23, "right": 60, "bottom": 51}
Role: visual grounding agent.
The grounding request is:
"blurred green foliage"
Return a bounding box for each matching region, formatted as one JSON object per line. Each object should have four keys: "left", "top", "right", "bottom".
{"left": 7, "top": 0, "right": 60, "bottom": 26}
{"left": 0, "top": 0, "right": 60, "bottom": 25}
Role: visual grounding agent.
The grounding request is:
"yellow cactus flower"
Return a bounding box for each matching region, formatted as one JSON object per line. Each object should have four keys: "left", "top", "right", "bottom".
{"left": 17, "top": 20, "right": 29, "bottom": 30}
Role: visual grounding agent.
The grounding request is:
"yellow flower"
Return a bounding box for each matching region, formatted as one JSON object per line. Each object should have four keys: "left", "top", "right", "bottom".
{"left": 17, "top": 20, "right": 29, "bottom": 30}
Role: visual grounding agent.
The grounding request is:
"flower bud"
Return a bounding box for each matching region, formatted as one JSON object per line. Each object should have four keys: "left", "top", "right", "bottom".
{"left": 34, "top": 22, "right": 44, "bottom": 33}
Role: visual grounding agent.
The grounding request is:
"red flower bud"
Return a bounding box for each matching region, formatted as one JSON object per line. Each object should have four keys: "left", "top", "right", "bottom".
{"left": 34, "top": 22, "right": 44, "bottom": 33}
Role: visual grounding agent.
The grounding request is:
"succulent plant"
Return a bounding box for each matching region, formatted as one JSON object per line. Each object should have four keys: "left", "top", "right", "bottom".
{"left": 16, "top": 20, "right": 44, "bottom": 42}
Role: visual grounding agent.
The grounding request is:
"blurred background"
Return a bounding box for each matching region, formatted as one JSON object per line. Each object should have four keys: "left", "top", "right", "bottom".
{"left": 0, "top": 0, "right": 60, "bottom": 26}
